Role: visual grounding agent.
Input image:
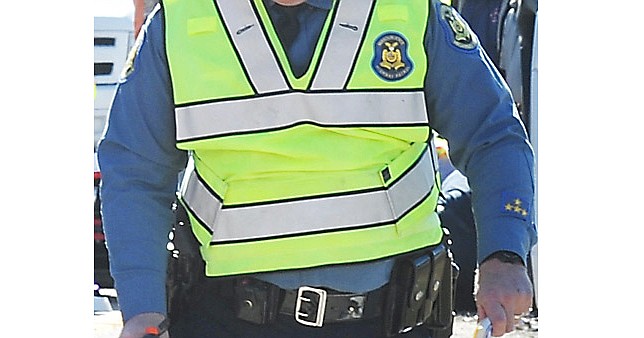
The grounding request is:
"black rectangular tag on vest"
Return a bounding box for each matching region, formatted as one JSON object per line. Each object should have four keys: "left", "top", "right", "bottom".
{"left": 381, "top": 167, "right": 392, "bottom": 183}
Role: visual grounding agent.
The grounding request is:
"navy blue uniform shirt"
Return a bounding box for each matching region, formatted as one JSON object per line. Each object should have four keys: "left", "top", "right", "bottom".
{"left": 97, "top": 0, "right": 537, "bottom": 321}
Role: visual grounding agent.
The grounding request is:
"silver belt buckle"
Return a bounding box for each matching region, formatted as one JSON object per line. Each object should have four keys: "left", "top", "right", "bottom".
{"left": 294, "top": 286, "right": 327, "bottom": 327}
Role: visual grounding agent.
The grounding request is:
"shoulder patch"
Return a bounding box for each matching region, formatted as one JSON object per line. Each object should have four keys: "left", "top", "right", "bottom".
{"left": 439, "top": 4, "right": 478, "bottom": 51}
{"left": 371, "top": 32, "right": 414, "bottom": 82}
{"left": 501, "top": 192, "right": 531, "bottom": 221}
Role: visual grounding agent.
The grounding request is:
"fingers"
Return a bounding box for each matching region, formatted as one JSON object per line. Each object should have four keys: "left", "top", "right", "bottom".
{"left": 118, "top": 312, "right": 168, "bottom": 338}
{"left": 475, "top": 259, "right": 534, "bottom": 336}
{"left": 477, "top": 302, "right": 510, "bottom": 337}
{"left": 502, "top": 306, "right": 516, "bottom": 333}
{"left": 478, "top": 304, "right": 526, "bottom": 337}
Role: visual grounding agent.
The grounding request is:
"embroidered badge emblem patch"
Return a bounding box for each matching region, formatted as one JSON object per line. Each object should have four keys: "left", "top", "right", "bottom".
{"left": 372, "top": 32, "right": 413, "bottom": 81}
{"left": 501, "top": 192, "right": 531, "bottom": 220}
{"left": 440, "top": 4, "right": 477, "bottom": 50}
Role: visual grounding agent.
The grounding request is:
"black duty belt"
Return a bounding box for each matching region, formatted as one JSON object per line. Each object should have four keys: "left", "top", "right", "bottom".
{"left": 279, "top": 285, "right": 386, "bottom": 327}
{"left": 231, "top": 276, "right": 386, "bottom": 327}
{"left": 228, "top": 242, "right": 452, "bottom": 333}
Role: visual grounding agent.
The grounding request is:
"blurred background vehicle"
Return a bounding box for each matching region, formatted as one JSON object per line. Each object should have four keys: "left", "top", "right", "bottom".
{"left": 94, "top": 0, "right": 135, "bottom": 150}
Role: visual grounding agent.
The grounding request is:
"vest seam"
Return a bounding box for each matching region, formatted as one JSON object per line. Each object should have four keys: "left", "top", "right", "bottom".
{"left": 221, "top": 185, "right": 384, "bottom": 209}
{"left": 177, "top": 121, "right": 430, "bottom": 144}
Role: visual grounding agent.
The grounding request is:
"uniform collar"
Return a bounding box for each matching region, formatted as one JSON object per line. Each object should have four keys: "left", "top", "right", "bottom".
{"left": 264, "top": 0, "right": 333, "bottom": 11}
{"left": 305, "top": 0, "right": 332, "bottom": 10}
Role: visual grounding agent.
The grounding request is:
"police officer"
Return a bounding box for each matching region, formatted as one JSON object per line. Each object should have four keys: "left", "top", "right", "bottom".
{"left": 97, "top": 1, "right": 537, "bottom": 337}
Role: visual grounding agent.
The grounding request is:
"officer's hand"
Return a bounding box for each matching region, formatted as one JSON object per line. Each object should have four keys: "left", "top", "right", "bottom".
{"left": 474, "top": 258, "right": 533, "bottom": 337}
{"left": 118, "top": 312, "right": 169, "bottom": 338}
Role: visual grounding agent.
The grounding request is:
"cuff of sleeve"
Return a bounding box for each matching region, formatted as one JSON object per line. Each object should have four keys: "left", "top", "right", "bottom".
{"left": 476, "top": 216, "right": 537, "bottom": 266}
{"left": 113, "top": 271, "right": 168, "bottom": 322}
{"left": 480, "top": 250, "right": 525, "bottom": 266}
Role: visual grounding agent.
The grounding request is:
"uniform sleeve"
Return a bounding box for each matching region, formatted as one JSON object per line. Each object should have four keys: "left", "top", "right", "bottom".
{"left": 97, "top": 8, "right": 188, "bottom": 321}
{"left": 424, "top": 0, "right": 537, "bottom": 264}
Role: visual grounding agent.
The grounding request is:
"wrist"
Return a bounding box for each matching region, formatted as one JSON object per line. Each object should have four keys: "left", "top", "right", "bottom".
{"left": 481, "top": 250, "right": 525, "bottom": 266}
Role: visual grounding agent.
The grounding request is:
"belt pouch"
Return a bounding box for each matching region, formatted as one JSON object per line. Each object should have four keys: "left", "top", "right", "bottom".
{"left": 421, "top": 246, "right": 447, "bottom": 322}
{"left": 424, "top": 248, "right": 458, "bottom": 334}
{"left": 383, "top": 249, "right": 433, "bottom": 336}
{"left": 232, "top": 277, "right": 281, "bottom": 324}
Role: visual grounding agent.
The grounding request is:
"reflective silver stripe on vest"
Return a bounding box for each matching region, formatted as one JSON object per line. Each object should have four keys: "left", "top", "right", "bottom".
{"left": 216, "top": 0, "right": 373, "bottom": 92}
{"left": 176, "top": 91, "right": 427, "bottom": 141}
{"left": 216, "top": 1, "right": 289, "bottom": 94}
{"left": 179, "top": 161, "right": 223, "bottom": 230}
{"left": 181, "top": 148, "right": 436, "bottom": 243}
{"left": 310, "top": 0, "right": 373, "bottom": 90}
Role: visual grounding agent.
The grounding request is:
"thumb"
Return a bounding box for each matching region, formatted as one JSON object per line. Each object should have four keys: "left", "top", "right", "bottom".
{"left": 476, "top": 303, "right": 487, "bottom": 322}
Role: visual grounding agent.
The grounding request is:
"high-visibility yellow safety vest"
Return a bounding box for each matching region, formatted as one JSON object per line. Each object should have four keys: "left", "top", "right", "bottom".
{"left": 164, "top": 0, "right": 444, "bottom": 277}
